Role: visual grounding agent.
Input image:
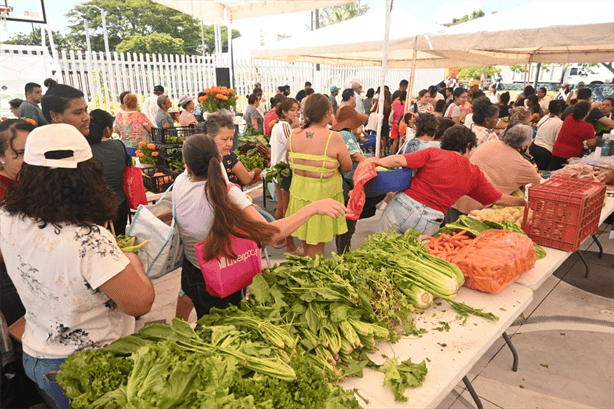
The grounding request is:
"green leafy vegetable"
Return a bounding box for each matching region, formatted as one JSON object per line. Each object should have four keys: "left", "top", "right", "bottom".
{"left": 375, "top": 356, "right": 428, "bottom": 402}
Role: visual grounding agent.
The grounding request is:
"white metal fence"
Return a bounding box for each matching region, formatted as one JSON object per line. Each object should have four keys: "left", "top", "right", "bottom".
{"left": 1, "top": 45, "right": 444, "bottom": 115}
{"left": 55, "top": 50, "right": 444, "bottom": 114}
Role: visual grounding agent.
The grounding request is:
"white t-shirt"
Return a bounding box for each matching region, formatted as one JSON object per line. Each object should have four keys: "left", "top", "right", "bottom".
{"left": 142, "top": 94, "right": 159, "bottom": 124}
{"left": 445, "top": 103, "right": 461, "bottom": 119}
{"left": 172, "top": 173, "right": 252, "bottom": 268}
{"left": 270, "top": 120, "right": 292, "bottom": 167}
{"left": 0, "top": 210, "right": 133, "bottom": 359}
{"left": 533, "top": 115, "right": 563, "bottom": 152}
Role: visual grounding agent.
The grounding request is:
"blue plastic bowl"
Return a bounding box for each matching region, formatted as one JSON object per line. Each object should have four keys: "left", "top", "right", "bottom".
{"left": 363, "top": 168, "right": 413, "bottom": 197}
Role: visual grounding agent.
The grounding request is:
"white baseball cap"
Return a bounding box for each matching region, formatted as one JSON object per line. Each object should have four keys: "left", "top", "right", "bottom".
{"left": 24, "top": 124, "right": 93, "bottom": 169}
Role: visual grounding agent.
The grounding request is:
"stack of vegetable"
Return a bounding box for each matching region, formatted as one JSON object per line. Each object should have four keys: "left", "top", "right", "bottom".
{"left": 115, "top": 235, "right": 150, "bottom": 253}
{"left": 57, "top": 319, "right": 361, "bottom": 409}
{"left": 452, "top": 229, "right": 536, "bottom": 293}
{"left": 440, "top": 215, "right": 546, "bottom": 260}
{"left": 470, "top": 206, "right": 525, "bottom": 228}
{"left": 237, "top": 126, "right": 270, "bottom": 171}
{"left": 427, "top": 231, "right": 473, "bottom": 262}
{"left": 58, "top": 229, "right": 500, "bottom": 406}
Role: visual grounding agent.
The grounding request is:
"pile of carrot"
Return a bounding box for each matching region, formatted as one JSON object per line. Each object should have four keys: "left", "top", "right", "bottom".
{"left": 427, "top": 231, "right": 473, "bottom": 262}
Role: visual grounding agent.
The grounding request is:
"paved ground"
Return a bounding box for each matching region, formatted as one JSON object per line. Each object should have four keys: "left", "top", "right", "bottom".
{"left": 251, "top": 185, "right": 614, "bottom": 409}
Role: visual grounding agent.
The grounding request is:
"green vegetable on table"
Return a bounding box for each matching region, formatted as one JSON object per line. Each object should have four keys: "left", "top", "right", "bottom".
{"left": 236, "top": 148, "right": 265, "bottom": 171}
{"left": 375, "top": 355, "right": 428, "bottom": 402}
{"left": 265, "top": 161, "right": 292, "bottom": 185}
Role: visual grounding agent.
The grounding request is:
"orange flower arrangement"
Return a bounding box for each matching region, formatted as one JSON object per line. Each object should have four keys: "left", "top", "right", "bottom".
{"left": 136, "top": 141, "right": 159, "bottom": 165}
{"left": 199, "top": 85, "right": 237, "bottom": 113}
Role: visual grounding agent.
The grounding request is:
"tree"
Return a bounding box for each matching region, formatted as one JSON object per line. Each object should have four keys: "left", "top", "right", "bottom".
{"left": 452, "top": 9, "right": 485, "bottom": 23}
{"left": 64, "top": 0, "right": 240, "bottom": 55}
{"left": 453, "top": 66, "right": 501, "bottom": 81}
{"left": 317, "top": 1, "right": 370, "bottom": 28}
{"left": 1, "top": 27, "right": 73, "bottom": 54}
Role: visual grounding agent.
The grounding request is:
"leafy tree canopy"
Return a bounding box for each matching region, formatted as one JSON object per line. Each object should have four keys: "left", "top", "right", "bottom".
{"left": 452, "top": 9, "right": 485, "bottom": 23}
{"left": 317, "top": 1, "right": 370, "bottom": 28}
{"left": 1, "top": 27, "right": 71, "bottom": 54}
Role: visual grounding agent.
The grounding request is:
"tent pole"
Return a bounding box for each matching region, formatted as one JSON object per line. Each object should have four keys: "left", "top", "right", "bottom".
{"left": 404, "top": 36, "right": 418, "bottom": 113}
{"left": 375, "top": 0, "right": 393, "bottom": 157}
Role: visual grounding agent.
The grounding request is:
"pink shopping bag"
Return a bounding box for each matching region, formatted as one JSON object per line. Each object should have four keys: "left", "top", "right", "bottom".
{"left": 194, "top": 235, "right": 262, "bottom": 298}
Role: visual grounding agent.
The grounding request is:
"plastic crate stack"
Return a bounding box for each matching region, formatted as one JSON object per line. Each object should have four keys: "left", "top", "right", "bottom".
{"left": 522, "top": 176, "right": 606, "bottom": 251}
{"left": 151, "top": 124, "right": 206, "bottom": 173}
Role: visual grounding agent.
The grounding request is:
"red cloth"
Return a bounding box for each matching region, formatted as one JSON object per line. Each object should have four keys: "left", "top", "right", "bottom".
{"left": 264, "top": 109, "right": 278, "bottom": 137}
{"left": 0, "top": 174, "right": 13, "bottom": 200}
{"left": 551, "top": 116, "right": 595, "bottom": 159}
{"left": 346, "top": 160, "right": 378, "bottom": 220}
{"left": 402, "top": 148, "right": 502, "bottom": 213}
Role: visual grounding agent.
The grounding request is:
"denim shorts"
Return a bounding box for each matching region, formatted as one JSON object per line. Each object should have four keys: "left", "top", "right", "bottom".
{"left": 379, "top": 192, "right": 444, "bottom": 236}
{"left": 23, "top": 353, "right": 70, "bottom": 409}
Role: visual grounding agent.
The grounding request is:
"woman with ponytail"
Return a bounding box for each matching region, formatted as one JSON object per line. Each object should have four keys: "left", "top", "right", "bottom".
{"left": 173, "top": 132, "right": 346, "bottom": 317}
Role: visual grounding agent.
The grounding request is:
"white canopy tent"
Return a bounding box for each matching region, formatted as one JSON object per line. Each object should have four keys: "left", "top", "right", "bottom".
{"left": 398, "top": 1, "right": 614, "bottom": 66}
{"left": 251, "top": 9, "right": 449, "bottom": 68}
{"left": 150, "top": 0, "right": 355, "bottom": 24}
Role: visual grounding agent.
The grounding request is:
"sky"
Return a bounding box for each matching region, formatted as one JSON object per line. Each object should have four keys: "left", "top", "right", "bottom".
{"left": 1, "top": 0, "right": 535, "bottom": 42}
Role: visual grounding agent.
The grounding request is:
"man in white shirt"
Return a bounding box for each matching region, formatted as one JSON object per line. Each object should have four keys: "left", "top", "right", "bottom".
{"left": 142, "top": 85, "right": 165, "bottom": 124}
{"left": 537, "top": 87, "right": 551, "bottom": 114}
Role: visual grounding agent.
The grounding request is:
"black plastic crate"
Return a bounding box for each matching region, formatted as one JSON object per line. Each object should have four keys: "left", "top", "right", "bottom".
{"left": 151, "top": 123, "right": 206, "bottom": 144}
{"left": 154, "top": 144, "right": 184, "bottom": 173}
{"left": 141, "top": 166, "right": 180, "bottom": 193}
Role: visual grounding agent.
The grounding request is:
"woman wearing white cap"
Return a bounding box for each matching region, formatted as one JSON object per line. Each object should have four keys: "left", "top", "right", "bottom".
{"left": 178, "top": 95, "right": 198, "bottom": 127}
{"left": 0, "top": 124, "right": 155, "bottom": 408}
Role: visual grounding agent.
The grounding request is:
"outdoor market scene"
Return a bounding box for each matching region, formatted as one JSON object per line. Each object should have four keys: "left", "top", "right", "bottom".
{"left": 2, "top": 0, "right": 614, "bottom": 408}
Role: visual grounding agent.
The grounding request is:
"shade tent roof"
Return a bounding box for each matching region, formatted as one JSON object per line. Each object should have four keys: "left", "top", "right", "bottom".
{"left": 253, "top": 1, "right": 614, "bottom": 68}
{"left": 150, "top": 0, "right": 355, "bottom": 24}
{"left": 251, "top": 10, "right": 451, "bottom": 68}
{"left": 398, "top": 1, "right": 614, "bottom": 66}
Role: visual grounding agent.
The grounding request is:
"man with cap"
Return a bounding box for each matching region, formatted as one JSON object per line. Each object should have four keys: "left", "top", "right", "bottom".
{"left": 329, "top": 86, "right": 340, "bottom": 113}
{"left": 142, "top": 85, "right": 165, "bottom": 124}
{"left": 468, "top": 79, "right": 485, "bottom": 100}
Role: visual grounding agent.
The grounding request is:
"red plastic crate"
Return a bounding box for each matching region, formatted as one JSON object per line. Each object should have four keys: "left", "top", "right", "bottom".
{"left": 522, "top": 176, "right": 606, "bottom": 252}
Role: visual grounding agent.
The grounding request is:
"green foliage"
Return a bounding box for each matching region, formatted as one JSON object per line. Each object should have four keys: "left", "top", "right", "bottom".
{"left": 115, "top": 32, "right": 184, "bottom": 55}
{"left": 453, "top": 66, "right": 501, "bottom": 81}
{"left": 1, "top": 27, "right": 72, "bottom": 54}
{"left": 452, "top": 9, "right": 485, "bottom": 23}
{"left": 318, "top": 1, "right": 370, "bottom": 27}
{"left": 510, "top": 64, "right": 527, "bottom": 74}
{"left": 64, "top": 0, "right": 240, "bottom": 55}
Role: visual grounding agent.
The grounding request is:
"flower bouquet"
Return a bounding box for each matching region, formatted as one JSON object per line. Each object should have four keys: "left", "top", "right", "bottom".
{"left": 136, "top": 141, "right": 159, "bottom": 165}
{"left": 530, "top": 113, "right": 541, "bottom": 125}
{"left": 198, "top": 86, "right": 239, "bottom": 113}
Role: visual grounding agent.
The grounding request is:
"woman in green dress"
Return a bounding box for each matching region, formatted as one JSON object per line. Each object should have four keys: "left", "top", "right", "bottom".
{"left": 286, "top": 94, "right": 352, "bottom": 258}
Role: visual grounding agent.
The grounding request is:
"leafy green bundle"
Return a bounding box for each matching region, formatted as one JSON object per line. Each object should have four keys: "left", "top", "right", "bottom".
{"left": 58, "top": 319, "right": 360, "bottom": 409}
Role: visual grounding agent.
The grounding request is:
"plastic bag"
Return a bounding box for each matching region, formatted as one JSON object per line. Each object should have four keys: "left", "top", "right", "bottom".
{"left": 452, "top": 229, "right": 536, "bottom": 293}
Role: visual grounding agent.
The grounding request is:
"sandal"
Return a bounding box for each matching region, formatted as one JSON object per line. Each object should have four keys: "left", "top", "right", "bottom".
{"left": 284, "top": 247, "right": 304, "bottom": 256}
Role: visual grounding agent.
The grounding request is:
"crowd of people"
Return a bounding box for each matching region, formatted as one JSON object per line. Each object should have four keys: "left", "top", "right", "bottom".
{"left": 2, "top": 74, "right": 613, "bottom": 408}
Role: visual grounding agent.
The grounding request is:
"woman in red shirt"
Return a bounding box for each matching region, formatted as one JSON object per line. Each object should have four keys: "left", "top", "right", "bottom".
{"left": 550, "top": 101, "right": 596, "bottom": 171}
{"left": 374, "top": 125, "right": 526, "bottom": 236}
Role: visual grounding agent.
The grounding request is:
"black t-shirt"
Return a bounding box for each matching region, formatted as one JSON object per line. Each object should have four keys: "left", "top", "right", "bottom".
{"left": 91, "top": 140, "right": 127, "bottom": 204}
{"left": 472, "top": 90, "right": 486, "bottom": 100}
{"left": 561, "top": 104, "right": 605, "bottom": 125}
{"left": 223, "top": 151, "right": 242, "bottom": 188}
{"left": 295, "top": 90, "right": 307, "bottom": 102}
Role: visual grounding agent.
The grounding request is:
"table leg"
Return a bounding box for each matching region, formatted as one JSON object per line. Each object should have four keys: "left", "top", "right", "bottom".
{"left": 462, "top": 376, "right": 484, "bottom": 409}
{"left": 577, "top": 251, "right": 590, "bottom": 278}
{"left": 262, "top": 181, "right": 267, "bottom": 207}
{"left": 592, "top": 235, "right": 603, "bottom": 259}
{"left": 502, "top": 331, "right": 518, "bottom": 372}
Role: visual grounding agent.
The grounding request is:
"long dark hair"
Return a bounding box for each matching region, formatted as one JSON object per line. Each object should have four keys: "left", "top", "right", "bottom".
{"left": 87, "top": 109, "right": 114, "bottom": 145}
{"left": 301, "top": 94, "right": 332, "bottom": 128}
{"left": 182, "top": 134, "right": 279, "bottom": 261}
{"left": 275, "top": 98, "right": 299, "bottom": 120}
{"left": 443, "top": 87, "right": 467, "bottom": 116}
{"left": 2, "top": 159, "right": 118, "bottom": 232}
